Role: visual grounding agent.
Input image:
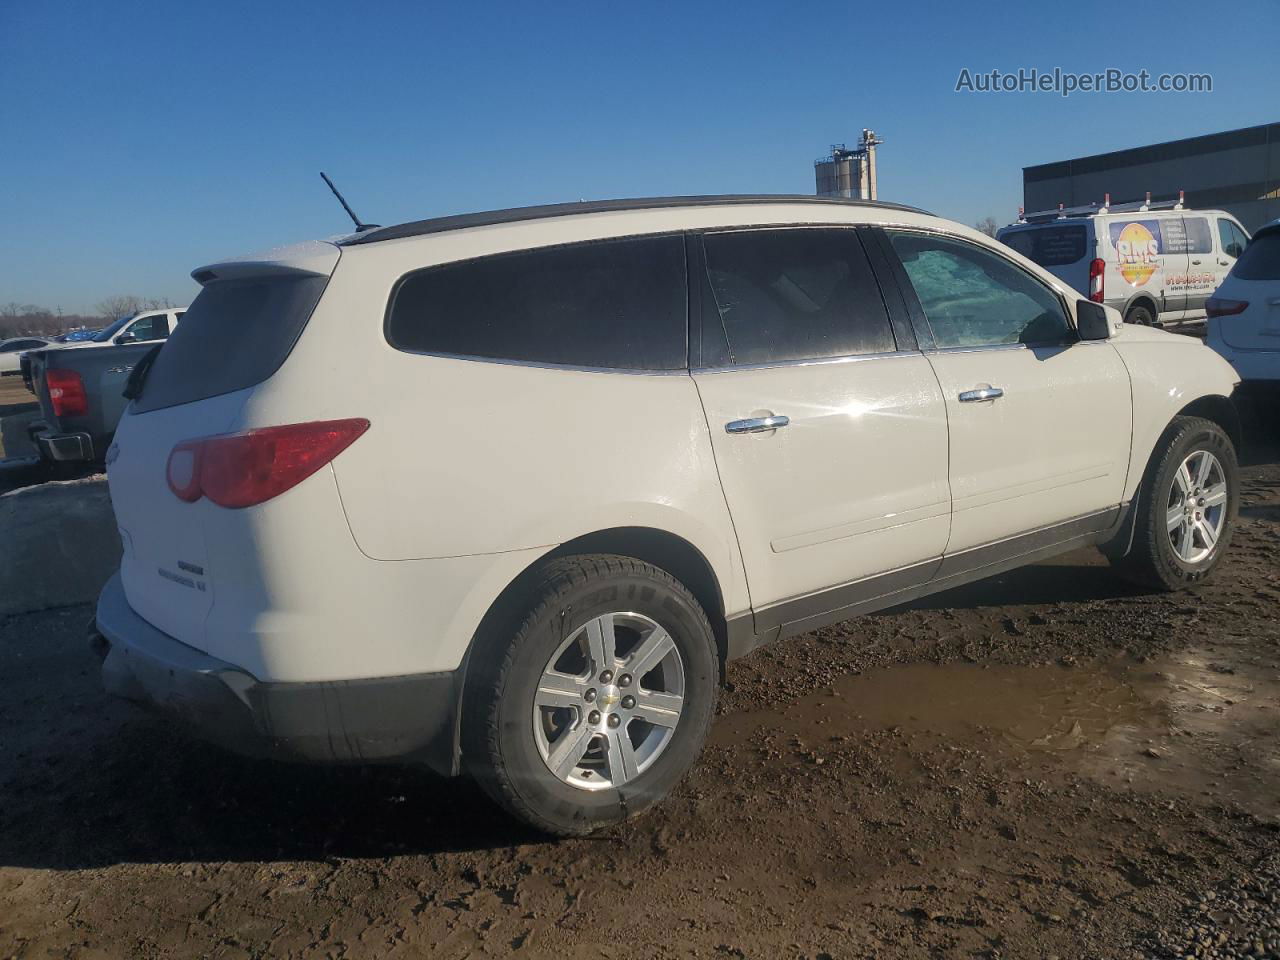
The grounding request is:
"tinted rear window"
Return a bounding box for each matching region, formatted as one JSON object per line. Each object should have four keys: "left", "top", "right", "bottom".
{"left": 1233, "top": 231, "right": 1280, "bottom": 281}
{"left": 133, "top": 274, "right": 327, "bottom": 413}
{"left": 387, "top": 234, "right": 687, "bottom": 370}
{"left": 999, "top": 226, "right": 1087, "bottom": 266}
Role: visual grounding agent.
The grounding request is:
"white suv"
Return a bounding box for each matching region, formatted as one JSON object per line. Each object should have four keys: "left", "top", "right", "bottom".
{"left": 96, "top": 196, "right": 1242, "bottom": 835}
{"left": 1206, "top": 217, "right": 1280, "bottom": 389}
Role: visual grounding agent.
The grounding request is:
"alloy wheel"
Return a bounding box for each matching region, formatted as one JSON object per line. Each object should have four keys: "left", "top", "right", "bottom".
{"left": 1165, "top": 449, "right": 1228, "bottom": 564}
{"left": 532, "top": 612, "right": 685, "bottom": 791}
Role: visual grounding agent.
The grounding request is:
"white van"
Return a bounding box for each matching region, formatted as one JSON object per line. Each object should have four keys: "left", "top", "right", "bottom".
{"left": 997, "top": 198, "right": 1250, "bottom": 327}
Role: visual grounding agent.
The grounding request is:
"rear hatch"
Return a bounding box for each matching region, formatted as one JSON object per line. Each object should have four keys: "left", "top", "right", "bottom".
{"left": 107, "top": 242, "right": 338, "bottom": 650}
{"left": 997, "top": 223, "right": 1091, "bottom": 295}
{"left": 1214, "top": 226, "right": 1280, "bottom": 351}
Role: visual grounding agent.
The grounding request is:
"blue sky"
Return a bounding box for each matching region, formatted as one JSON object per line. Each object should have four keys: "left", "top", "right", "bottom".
{"left": 1, "top": 0, "right": 1276, "bottom": 313}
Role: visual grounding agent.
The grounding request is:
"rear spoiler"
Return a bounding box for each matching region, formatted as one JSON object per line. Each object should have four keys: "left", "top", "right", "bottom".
{"left": 191, "top": 239, "right": 340, "bottom": 286}
{"left": 1248, "top": 220, "right": 1280, "bottom": 245}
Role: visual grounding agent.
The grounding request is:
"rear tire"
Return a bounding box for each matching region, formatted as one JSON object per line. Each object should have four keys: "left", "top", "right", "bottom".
{"left": 463, "top": 554, "right": 718, "bottom": 836}
{"left": 1113, "top": 416, "right": 1238, "bottom": 591}
{"left": 1125, "top": 303, "right": 1156, "bottom": 326}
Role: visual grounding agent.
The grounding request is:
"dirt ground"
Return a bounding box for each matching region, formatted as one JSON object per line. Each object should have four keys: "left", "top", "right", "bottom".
{"left": 0, "top": 375, "right": 33, "bottom": 409}
{"left": 2, "top": 437, "right": 1279, "bottom": 959}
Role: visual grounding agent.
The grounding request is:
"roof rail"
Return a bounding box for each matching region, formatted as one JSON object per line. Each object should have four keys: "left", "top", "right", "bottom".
{"left": 1016, "top": 189, "right": 1186, "bottom": 224}
{"left": 340, "top": 194, "right": 931, "bottom": 246}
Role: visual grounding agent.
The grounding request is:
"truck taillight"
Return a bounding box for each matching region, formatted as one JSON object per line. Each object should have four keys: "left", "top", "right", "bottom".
{"left": 1205, "top": 297, "right": 1249, "bottom": 319}
{"left": 166, "top": 419, "right": 370, "bottom": 508}
{"left": 47, "top": 369, "right": 88, "bottom": 417}
{"left": 1088, "top": 258, "right": 1105, "bottom": 303}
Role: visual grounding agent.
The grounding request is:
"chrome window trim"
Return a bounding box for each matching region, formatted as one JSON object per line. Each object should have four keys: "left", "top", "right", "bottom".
{"left": 691, "top": 349, "right": 920, "bottom": 375}
{"left": 388, "top": 347, "right": 692, "bottom": 376}
{"left": 922, "top": 342, "right": 1028, "bottom": 357}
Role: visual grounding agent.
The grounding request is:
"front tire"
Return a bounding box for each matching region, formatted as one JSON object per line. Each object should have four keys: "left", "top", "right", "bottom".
{"left": 463, "top": 555, "right": 719, "bottom": 836}
{"left": 1114, "top": 416, "right": 1238, "bottom": 591}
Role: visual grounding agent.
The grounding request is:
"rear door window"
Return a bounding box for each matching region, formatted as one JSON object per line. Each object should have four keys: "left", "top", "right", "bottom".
{"left": 999, "top": 226, "right": 1087, "bottom": 266}
{"left": 133, "top": 274, "right": 329, "bottom": 413}
{"left": 697, "top": 228, "right": 895, "bottom": 366}
{"left": 387, "top": 234, "right": 687, "bottom": 370}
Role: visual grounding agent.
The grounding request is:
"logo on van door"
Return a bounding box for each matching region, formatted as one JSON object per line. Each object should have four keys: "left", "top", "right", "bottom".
{"left": 1111, "top": 221, "right": 1160, "bottom": 287}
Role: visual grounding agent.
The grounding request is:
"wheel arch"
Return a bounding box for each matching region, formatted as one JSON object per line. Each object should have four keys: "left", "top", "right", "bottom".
{"left": 449, "top": 527, "right": 732, "bottom": 777}
{"left": 1104, "top": 394, "right": 1241, "bottom": 562}
{"left": 1122, "top": 292, "right": 1159, "bottom": 323}
{"left": 1175, "top": 394, "right": 1242, "bottom": 452}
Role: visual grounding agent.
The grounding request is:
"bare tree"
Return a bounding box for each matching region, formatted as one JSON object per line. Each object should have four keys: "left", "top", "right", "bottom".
{"left": 974, "top": 216, "right": 1000, "bottom": 238}
{"left": 95, "top": 295, "right": 145, "bottom": 321}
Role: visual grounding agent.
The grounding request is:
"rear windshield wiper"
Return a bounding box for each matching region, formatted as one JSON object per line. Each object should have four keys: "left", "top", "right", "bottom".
{"left": 122, "top": 343, "right": 163, "bottom": 401}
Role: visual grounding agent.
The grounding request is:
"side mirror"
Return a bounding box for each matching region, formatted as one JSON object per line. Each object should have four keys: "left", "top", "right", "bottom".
{"left": 1076, "top": 300, "right": 1114, "bottom": 341}
{"left": 115, "top": 331, "right": 137, "bottom": 344}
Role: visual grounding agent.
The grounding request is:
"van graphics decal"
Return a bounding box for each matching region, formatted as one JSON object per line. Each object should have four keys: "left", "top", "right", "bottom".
{"left": 1110, "top": 221, "right": 1161, "bottom": 287}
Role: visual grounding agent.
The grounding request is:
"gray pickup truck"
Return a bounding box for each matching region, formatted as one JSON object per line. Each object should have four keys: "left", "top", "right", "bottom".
{"left": 23, "top": 343, "right": 159, "bottom": 463}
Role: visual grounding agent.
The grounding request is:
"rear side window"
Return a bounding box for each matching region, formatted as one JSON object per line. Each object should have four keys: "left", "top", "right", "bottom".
{"left": 133, "top": 274, "right": 328, "bottom": 413}
{"left": 387, "top": 235, "right": 687, "bottom": 370}
{"left": 1233, "top": 231, "right": 1280, "bottom": 281}
{"left": 999, "top": 226, "right": 1087, "bottom": 266}
{"left": 698, "top": 228, "right": 895, "bottom": 366}
{"left": 1182, "top": 217, "right": 1213, "bottom": 254}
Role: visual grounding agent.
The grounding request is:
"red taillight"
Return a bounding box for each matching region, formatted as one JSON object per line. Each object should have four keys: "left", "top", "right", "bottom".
{"left": 166, "top": 418, "right": 370, "bottom": 508}
{"left": 46, "top": 369, "right": 88, "bottom": 417}
{"left": 1088, "top": 258, "right": 1105, "bottom": 303}
{"left": 1205, "top": 297, "right": 1249, "bottom": 319}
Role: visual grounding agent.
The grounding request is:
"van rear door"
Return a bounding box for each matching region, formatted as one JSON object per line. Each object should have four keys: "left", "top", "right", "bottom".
{"left": 997, "top": 224, "right": 1090, "bottom": 296}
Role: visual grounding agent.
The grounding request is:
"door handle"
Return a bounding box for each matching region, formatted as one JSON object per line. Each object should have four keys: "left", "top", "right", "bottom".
{"left": 958, "top": 386, "right": 1004, "bottom": 403}
{"left": 1191, "top": 259, "right": 1202, "bottom": 265}
{"left": 725, "top": 415, "right": 790, "bottom": 434}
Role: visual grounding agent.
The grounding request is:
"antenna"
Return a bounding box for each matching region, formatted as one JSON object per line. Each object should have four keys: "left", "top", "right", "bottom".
{"left": 320, "top": 172, "right": 380, "bottom": 233}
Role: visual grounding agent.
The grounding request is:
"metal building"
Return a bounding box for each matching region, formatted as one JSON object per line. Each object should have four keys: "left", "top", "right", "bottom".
{"left": 1023, "top": 122, "right": 1280, "bottom": 232}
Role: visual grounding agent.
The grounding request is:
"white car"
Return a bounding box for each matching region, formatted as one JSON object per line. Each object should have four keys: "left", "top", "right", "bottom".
{"left": 95, "top": 195, "right": 1242, "bottom": 835}
{"left": 54, "top": 308, "right": 186, "bottom": 351}
{"left": 997, "top": 198, "right": 1250, "bottom": 327}
{"left": 1206, "top": 217, "right": 1280, "bottom": 389}
{"left": 0, "top": 336, "right": 52, "bottom": 375}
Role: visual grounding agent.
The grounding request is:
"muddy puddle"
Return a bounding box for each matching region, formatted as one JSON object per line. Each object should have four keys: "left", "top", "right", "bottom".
{"left": 717, "top": 645, "right": 1280, "bottom": 818}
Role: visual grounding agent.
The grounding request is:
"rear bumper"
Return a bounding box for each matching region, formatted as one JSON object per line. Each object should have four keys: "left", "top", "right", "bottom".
{"left": 27, "top": 421, "right": 94, "bottom": 461}
{"left": 94, "top": 572, "right": 462, "bottom": 775}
